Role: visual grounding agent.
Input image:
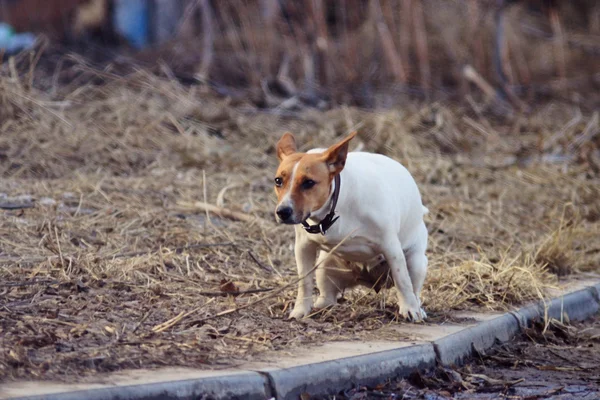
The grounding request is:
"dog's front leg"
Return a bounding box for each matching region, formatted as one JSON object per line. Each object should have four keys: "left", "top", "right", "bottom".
{"left": 289, "top": 234, "right": 318, "bottom": 319}
{"left": 381, "top": 238, "right": 425, "bottom": 322}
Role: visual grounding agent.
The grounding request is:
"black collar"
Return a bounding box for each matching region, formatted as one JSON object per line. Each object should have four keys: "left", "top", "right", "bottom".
{"left": 302, "top": 174, "right": 341, "bottom": 235}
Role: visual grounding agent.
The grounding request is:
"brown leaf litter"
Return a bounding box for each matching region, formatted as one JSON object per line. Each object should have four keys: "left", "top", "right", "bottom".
{"left": 1, "top": 54, "right": 599, "bottom": 382}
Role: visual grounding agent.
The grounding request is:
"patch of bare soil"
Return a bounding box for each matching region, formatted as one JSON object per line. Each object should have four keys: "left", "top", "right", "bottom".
{"left": 327, "top": 314, "right": 600, "bottom": 399}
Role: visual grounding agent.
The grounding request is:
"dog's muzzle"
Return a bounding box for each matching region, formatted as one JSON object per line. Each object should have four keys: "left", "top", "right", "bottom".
{"left": 275, "top": 206, "right": 294, "bottom": 223}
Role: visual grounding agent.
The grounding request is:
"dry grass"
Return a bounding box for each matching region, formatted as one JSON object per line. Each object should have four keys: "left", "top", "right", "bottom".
{"left": 1, "top": 51, "right": 599, "bottom": 381}
{"left": 423, "top": 252, "right": 555, "bottom": 312}
{"left": 534, "top": 204, "right": 600, "bottom": 276}
{"left": 135, "top": 0, "right": 600, "bottom": 108}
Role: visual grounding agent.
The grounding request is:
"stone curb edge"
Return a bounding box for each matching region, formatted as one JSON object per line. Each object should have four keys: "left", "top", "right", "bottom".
{"left": 10, "top": 283, "right": 600, "bottom": 400}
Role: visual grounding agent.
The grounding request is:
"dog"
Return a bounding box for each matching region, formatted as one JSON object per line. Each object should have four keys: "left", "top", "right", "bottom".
{"left": 273, "top": 131, "right": 429, "bottom": 322}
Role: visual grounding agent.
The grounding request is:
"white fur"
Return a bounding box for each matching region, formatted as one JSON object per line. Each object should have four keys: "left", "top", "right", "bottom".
{"left": 288, "top": 150, "right": 429, "bottom": 322}
{"left": 278, "top": 161, "right": 300, "bottom": 210}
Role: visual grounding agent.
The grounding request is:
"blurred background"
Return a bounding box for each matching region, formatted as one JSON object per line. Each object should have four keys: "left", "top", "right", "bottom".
{"left": 1, "top": 0, "right": 599, "bottom": 110}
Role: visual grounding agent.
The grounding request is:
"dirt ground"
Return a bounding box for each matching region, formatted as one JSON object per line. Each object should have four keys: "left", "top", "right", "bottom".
{"left": 326, "top": 313, "right": 600, "bottom": 399}
{"left": 1, "top": 46, "right": 600, "bottom": 382}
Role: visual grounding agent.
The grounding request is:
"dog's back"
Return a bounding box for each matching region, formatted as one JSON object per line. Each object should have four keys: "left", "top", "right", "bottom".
{"left": 334, "top": 151, "right": 426, "bottom": 248}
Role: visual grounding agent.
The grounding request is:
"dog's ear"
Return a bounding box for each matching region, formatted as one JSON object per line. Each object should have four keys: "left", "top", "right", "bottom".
{"left": 276, "top": 132, "right": 297, "bottom": 161}
{"left": 323, "top": 131, "right": 357, "bottom": 175}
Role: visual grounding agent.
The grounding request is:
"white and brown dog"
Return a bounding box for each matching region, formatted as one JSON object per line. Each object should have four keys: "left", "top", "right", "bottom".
{"left": 274, "top": 131, "right": 429, "bottom": 322}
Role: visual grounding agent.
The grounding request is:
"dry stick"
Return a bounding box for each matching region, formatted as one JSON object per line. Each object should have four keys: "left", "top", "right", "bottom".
{"left": 467, "top": 374, "right": 524, "bottom": 387}
{"left": 220, "top": 0, "right": 257, "bottom": 86}
{"left": 235, "top": 0, "right": 262, "bottom": 77}
{"left": 152, "top": 298, "right": 216, "bottom": 333}
{"left": 463, "top": 65, "right": 497, "bottom": 101}
{"left": 111, "top": 242, "right": 235, "bottom": 259}
{"left": 463, "top": 65, "right": 513, "bottom": 114}
{"left": 261, "top": 0, "right": 278, "bottom": 75}
{"left": 54, "top": 226, "right": 65, "bottom": 269}
{"left": 519, "top": 22, "right": 600, "bottom": 56}
{"left": 312, "top": 0, "right": 330, "bottom": 87}
{"left": 549, "top": 6, "right": 567, "bottom": 89}
{"left": 176, "top": 0, "right": 200, "bottom": 37}
{"left": 201, "top": 170, "right": 211, "bottom": 229}
{"left": 195, "top": 288, "right": 274, "bottom": 297}
{"left": 187, "top": 229, "right": 359, "bottom": 326}
{"left": 494, "top": 1, "right": 510, "bottom": 90}
{"left": 0, "top": 279, "right": 59, "bottom": 288}
{"left": 177, "top": 200, "right": 268, "bottom": 224}
{"left": 467, "top": 1, "right": 485, "bottom": 78}
{"left": 196, "top": 0, "right": 214, "bottom": 81}
{"left": 0, "top": 202, "right": 35, "bottom": 210}
{"left": 247, "top": 249, "right": 274, "bottom": 273}
{"left": 28, "top": 38, "right": 48, "bottom": 89}
{"left": 399, "top": 0, "right": 412, "bottom": 79}
{"left": 302, "top": 43, "right": 317, "bottom": 102}
{"left": 215, "top": 183, "right": 241, "bottom": 209}
{"left": 412, "top": 0, "right": 430, "bottom": 94}
{"left": 493, "top": 1, "right": 529, "bottom": 113}
{"left": 373, "top": 0, "right": 407, "bottom": 84}
{"left": 132, "top": 310, "right": 152, "bottom": 333}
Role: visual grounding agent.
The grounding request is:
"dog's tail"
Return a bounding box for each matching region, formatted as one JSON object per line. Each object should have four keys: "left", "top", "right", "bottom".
{"left": 422, "top": 205, "right": 429, "bottom": 215}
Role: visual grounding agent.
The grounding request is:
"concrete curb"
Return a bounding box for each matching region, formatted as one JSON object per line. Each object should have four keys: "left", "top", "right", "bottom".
{"left": 8, "top": 372, "right": 272, "bottom": 400}
{"left": 261, "top": 343, "right": 436, "bottom": 400}
{"left": 7, "top": 284, "right": 600, "bottom": 400}
{"left": 511, "top": 286, "right": 600, "bottom": 328}
{"left": 433, "top": 313, "right": 519, "bottom": 367}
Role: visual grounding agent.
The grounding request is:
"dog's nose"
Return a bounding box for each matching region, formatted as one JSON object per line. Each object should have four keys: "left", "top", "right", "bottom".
{"left": 276, "top": 206, "right": 293, "bottom": 221}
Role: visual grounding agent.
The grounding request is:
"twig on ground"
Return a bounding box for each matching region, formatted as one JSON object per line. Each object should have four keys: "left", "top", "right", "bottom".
{"left": 132, "top": 310, "right": 152, "bottom": 333}
{"left": 0, "top": 202, "right": 35, "bottom": 210}
{"left": 196, "top": 288, "right": 273, "bottom": 297}
{"left": 247, "top": 250, "right": 275, "bottom": 273}
{"left": 177, "top": 200, "right": 268, "bottom": 223}
{"left": 0, "top": 279, "right": 59, "bottom": 287}
{"left": 151, "top": 298, "right": 216, "bottom": 333}
{"left": 111, "top": 242, "right": 235, "bottom": 259}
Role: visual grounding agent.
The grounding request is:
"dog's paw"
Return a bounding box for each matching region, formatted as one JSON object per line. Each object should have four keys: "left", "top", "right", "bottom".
{"left": 288, "top": 301, "right": 313, "bottom": 320}
{"left": 398, "top": 304, "right": 426, "bottom": 323}
{"left": 314, "top": 296, "right": 336, "bottom": 309}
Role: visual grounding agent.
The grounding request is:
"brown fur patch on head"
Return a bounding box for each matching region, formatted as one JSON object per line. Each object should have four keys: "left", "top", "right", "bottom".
{"left": 274, "top": 153, "right": 302, "bottom": 197}
{"left": 323, "top": 131, "right": 357, "bottom": 175}
{"left": 276, "top": 132, "right": 297, "bottom": 161}
{"left": 296, "top": 154, "right": 332, "bottom": 213}
{"left": 274, "top": 152, "right": 335, "bottom": 222}
{"left": 273, "top": 131, "right": 357, "bottom": 223}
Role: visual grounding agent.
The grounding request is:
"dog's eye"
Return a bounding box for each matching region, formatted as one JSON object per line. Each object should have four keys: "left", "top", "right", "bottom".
{"left": 302, "top": 179, "right": 316, "bottom": 190}
{"left": 274, "top": 177, "right": 283, "bottom": 187}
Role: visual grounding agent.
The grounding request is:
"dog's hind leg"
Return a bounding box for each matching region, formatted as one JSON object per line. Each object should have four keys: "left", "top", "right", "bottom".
{"left": 405, "top": 223, "right": 428, "bottom": 317}
{"left": 381, "top": 237, "right": 424, "bottom": 322}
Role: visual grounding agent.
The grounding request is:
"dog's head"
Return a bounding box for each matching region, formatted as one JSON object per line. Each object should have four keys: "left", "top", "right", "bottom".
{"left": 273, "top": 131, "right": 357, "bottom": 224}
